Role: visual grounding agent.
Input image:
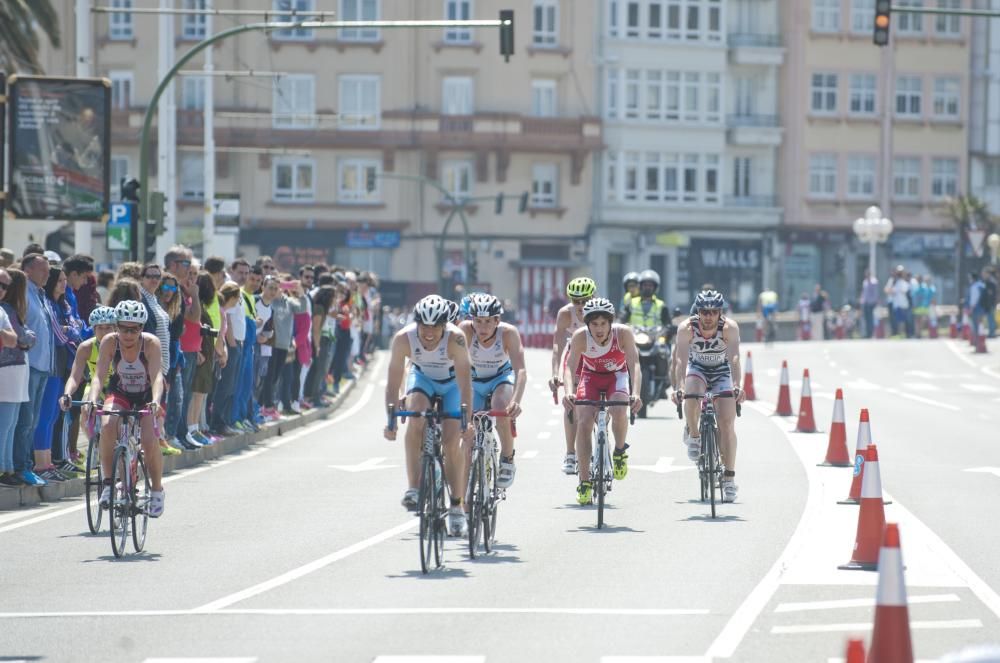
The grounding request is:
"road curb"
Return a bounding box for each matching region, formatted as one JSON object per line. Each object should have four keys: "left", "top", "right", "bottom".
{"left": 0, "top": 361, "right": 372, "bottom": 511}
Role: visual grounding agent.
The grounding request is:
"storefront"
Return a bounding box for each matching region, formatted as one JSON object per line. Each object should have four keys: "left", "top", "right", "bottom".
{"left": 682, "top": 238, "right": 763, "bottom": 313}
{"left": 239, "top": 226, "right": 400, "bottom": 277}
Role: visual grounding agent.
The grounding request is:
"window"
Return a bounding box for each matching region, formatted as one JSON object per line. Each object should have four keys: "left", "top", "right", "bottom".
{"left": 850, "top": 0, "right": 874, "bottom": 33}
{"left": 444, "top": 0, "right": 473, "bottom": 43}
{"left": 531, "top": 80, "right": 558, "bottom": 117}
{"left": 808, "top": 153, "right": 837, "bottom": 198}
{"left": 442, "top": 77, "right": 474, "bottom": 115}
{"left": 893, "top": 157, "right": 922, "bottom": 200}
{"left": 531, "top": 164, "right": 559, "bottom": 207}
{"left": 273, "top": 158, "right": 315, "bottom": 201}
{"left": 181, "top": 76, "right": 205, "bottom": 110}
{"left": 935, "top": 0, "right": 960, "bottom": 36}
{"left": 732, "top": 156, "right": 752, "bottom": 198}
{"left": 111, "top": 156, "right": 131, "bottom": 194}
{"left": 986, "top": 160, "right": 1000, "bottom": 187}
{"left": 109, "top": 71, "right": 133, "bottom": 110}
{"left": 273, "top": 75, "right": 315, "bottom": 128}
{"left": 611, "top": 150, "right": 721, "bottom": 205}
{"left": 273, "top": 0, "right": 315, "bottom": 40}
{"left": 810, "top": 72, "right": 838, "bottom": 114}
{"left": 847, "top": 155, "right": 876, "bottom": 199}
{"left": 340, "top": 0, "right": 380, "bottom": 41}
{"left": 733, "top": 76, "right": 754, "bottom": 116}
{"left": 897, "top": 0, "right": 923, "bottom": 34}
{"left": 704, "top": 73, "right": 722, "bottom": 123}
{"left": 606, "top": 67, "right": 722, "bottom": 124}
{"left": 606, "top": 70, "right": 619, "bottom": 119}
{"left": 608, "top": 0, "right": 722, "bottom": 42}
{"left": 339, "top": 75, "right": 380, "bottom": 129}
{"left": 441, "top": 161, "right": 473, "bottom": 200}
{"left": 931, "top": 158, "right": 959, "bottom": 198}
{"left": 932, "top": 77, "right": 960, "bottom": 119}
{"left": 109, "top": 0, "right": 133, "bottom": 40}
{"left": 337, "top": 159, "right": 380, "bottom": 203}
{"left": 533, "top": 0, "right": 559, "bottom": 46}
{"left": 812, "top": 0, "right": 841, "bottom": 33}
{"left": 646, "top": 71, "right": 663, "bottom": 121}
{"left": 606, "top": 153, "right": 618, "bottom": 201}
{"left": 895, "top": 75, "right": 922, "bottom": 118}
{"left": 182, "top": 0, "right": 207, "bottom": 39}
{"left": 624, "top": 70, "right": 640, "bottom": 119}
{"left": 849, "top": 73, "right": 877, "bottom": 115}
{"left": 180, "top": 154, "right": 205, "bottom": 200}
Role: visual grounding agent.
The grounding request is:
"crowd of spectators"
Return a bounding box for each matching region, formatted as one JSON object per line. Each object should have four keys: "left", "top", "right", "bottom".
{"left": 0, "top": 244, "right": 380, "bottom": 489}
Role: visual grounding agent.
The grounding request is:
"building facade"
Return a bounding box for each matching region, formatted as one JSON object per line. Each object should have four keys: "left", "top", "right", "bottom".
{"left": 969, "top": 0, "right": 1000, "bottom": 269}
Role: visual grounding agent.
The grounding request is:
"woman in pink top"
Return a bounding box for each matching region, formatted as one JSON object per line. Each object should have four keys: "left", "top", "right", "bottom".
{"left": 291, "top": 280, "right": 313, "bottom": 408}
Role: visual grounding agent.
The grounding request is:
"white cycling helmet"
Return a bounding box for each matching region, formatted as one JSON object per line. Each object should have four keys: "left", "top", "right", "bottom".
{"left": 469, "top": 293, "right": 503, "bottom": 318}
{"left": 694, "top": 290, "right": 726, "bottom": 311}
{"left": 114, "top": 300, "right": 148, "bottom": 326}
{"left": 414, "top": 295, "right": 451, "bottom": 326}
{"left": 88, "top": 306, "right": 117, "bottom": 327}
{"left": 582, "top": 297, "right": 616, "bottom": 322}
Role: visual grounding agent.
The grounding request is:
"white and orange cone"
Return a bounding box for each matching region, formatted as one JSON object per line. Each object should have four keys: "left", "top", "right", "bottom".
{"left": 949, "top": 314, "right": 958, "bottom": 339}
{"left": 795, "top": 369, "right": 818, "bottom": 433}
{"left": 976, "top": 320, "right": 989, "bottom": 354}
{"left": 839, "top": 408, "right": 872, "bottom": 505}
{"left": 845, "top": 638, "right": 865, "bottom": 663}
{"left": 868, "top": 523, "right": 914, "bottom": 663}
{"left": 743, "top": 351, "right": 757, "bottom": 401}
{"left": 775, "top": 360, "right": 793, "bottom": 416}
{"left": 839, "top": 444, "right": 886, "bottom": 571}
{"left": 819, "top": 388, "right": 851, "bottom": 467}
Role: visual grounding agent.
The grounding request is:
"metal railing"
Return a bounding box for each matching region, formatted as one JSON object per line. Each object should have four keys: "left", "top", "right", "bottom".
{"left": 723, "top": 195, "right": 778, "bottom": 208}
{"left": 728, "top": 33, "right": 782, "bottom": 48}
{"left": 726, "top": 114, "right": 780, "bottom": 128}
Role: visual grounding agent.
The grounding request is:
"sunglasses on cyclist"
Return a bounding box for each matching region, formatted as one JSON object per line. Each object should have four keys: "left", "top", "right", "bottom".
{"left": 698, "top": 309, "right": 721, "bottom": 316}
{"left": 117, "top": 325, "right": 142, "bottom": 335}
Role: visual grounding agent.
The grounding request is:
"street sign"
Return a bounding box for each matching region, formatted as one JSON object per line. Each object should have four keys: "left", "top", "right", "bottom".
{"left": 968, "top": 229, "right": 987, "bottom": 257}
{"left": 107, "top": 201, "right": 134, "bottom": 252}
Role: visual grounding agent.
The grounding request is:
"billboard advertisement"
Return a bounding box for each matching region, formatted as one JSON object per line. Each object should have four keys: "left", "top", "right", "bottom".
{"left": 6, "top": 75, "right": 111, "bottom": 221}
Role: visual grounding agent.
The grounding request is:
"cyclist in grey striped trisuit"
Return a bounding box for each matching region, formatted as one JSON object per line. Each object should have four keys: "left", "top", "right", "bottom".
{"left": 671, "top": 290, "right": 745, "bottom": 503}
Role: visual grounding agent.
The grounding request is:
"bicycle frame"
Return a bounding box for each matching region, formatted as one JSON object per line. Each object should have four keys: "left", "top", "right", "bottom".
{"left": 574, "top": 392, "right": 634, "bottom": 529}
{"left": 467, "top": 408, "right": 512, "bottom": 557}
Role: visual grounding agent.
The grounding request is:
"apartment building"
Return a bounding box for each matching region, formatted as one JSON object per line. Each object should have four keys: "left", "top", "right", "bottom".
{"left": 780, "top": 0, "right": 969, "bottom": 306}
{"left": 21, "top": 0, "right": 602, "bottom": 307}
{"left": 592, "top": 0, "right": 784, "bottom": 312}
{"left": 969, "top": 0, "right": 1000, "bottom": 244}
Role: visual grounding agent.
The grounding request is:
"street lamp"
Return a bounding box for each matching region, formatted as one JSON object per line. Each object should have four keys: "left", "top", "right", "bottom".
{"left": 853, "top": 205, "right": 894, "bottom": 278}
{"left": 988, "top": 233, "right": 1000, "bottom": 265}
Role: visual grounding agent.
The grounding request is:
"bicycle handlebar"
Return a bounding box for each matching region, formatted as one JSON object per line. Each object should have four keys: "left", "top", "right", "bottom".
{"left": 68, "top": 400, "right": 152, "bottom": 417}
{"left": 387, "top": 403, "right": 468, "bottom": 433}
{"left": 572, "top": 398, "right": 636, "bottom": 425}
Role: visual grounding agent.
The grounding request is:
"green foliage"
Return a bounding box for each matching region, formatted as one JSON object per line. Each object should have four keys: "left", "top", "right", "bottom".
{"left": 0, "top": 0, "right": 62, "bottom": 74}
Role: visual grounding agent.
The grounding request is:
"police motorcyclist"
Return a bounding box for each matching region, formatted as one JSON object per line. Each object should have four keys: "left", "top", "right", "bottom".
{"left": 620, "top": 270, "right": 672, "bottom": 398}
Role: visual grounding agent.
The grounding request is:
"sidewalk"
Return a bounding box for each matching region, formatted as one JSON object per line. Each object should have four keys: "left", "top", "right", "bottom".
{"left": 0, "top": 359, "right": 373, "bottom": 511}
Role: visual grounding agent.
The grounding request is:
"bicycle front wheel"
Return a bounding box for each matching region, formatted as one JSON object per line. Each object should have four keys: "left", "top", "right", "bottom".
{"left": 132, "top": 453, "right": 150, "bottom": 552}
{"left": 483, "top": 451, "right": 498, "bottom": 553}
{"left": 109, "top": 447, "right": 130, "bottom": 558}
{"left": 467, "top": 452, "right": 484, "bottom": 558}
{"left": 596, "top": 433, "right": 607, "bottom": 529}
{"left": 418, "top": 456, "right": 435, "bottom": 574}
{"left": 432, "top": 457, "right": 446, "bottom": 569}
{"left": 85, "top": 435, "right": 103, "bottom": 534}
{"left": 704, "top": 426, "right": 717, "bottom": 519}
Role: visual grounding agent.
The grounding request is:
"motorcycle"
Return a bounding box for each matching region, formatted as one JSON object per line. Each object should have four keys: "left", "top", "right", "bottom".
{"left": 633, "top": 324, "right": 673, "bottom": 419}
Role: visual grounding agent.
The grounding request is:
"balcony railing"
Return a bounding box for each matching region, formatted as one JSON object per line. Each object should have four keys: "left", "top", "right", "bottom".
{"left": 728, "top": 33, "right": 782, "bottom": 48}
{"left": 727, "top": 114, "right": 780, "bottom": 128}
{"left": 439, "top": 115, "right": 475, "bottom": 132}
{"left": 724, "top": 195, "right": 778, "bottom": 208}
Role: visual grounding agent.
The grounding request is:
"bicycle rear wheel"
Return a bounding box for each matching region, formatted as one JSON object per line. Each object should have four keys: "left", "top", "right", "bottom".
{"left": 85, "top": 436, "right": 103, "bottom": 534}
{"left": 704, "top": 427, "right": 717, "bottom": 519}
{"left": 483, "top": 451, "right": 498, "bottom": 553}
{"left": 467, "top": 451, "right": 484, "bottom": 558}
{"left": 596, "top": 432, "right": 607, "bottom": 529}
{"left": 109, "top": 447, "right": 130, "bottom": 558}
{"left": 132, "top": 453, "right": 150, "bottom": 552}
{"left": 418, "top": 456, "right": 435, "bottom": 574}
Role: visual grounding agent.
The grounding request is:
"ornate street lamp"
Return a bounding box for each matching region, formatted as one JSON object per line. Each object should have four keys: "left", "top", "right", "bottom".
{"left": 853, "top": 205, "right": 894, "bottom": 278}
{"left": 988, "top": 233, "right": 1000, "bottom": 265}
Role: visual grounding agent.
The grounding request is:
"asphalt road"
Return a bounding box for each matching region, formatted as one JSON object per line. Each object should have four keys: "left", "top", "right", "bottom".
{"left": 2, "top": 338, "right": 999, "bottom": 662}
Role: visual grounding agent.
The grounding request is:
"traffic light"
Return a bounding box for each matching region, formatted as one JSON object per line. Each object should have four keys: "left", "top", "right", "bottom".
{"left": 148, "top": 191, "right": 167, "bottom": 237}
{"left": 494, "top": 192, "right": 504, "bottom": 214}
{"left": 518, "top": 191, "right": 529, "bottom": 213}
{"left": 499, "top": 10, "right": 514, "bottom": 62}
{"left": 365, "top": 168, "right": 377, "bottom": 194}
{"left": 873, "top": 0, "right": 891, "bottom": 46}
{"left": 468, "top": 256, "right": 479, "bottom": 282}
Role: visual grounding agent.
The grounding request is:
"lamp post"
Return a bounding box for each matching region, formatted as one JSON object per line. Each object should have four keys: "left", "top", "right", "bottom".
{"left": 853, "top": 205, "right": 894, "bottom": 278}
{"left": 988, "top": 233, "right": 1000, "bottom": 265}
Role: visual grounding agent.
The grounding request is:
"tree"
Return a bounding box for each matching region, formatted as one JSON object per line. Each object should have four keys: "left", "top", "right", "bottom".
{"left": 0, "top": 0, "right": 61, "bottom": 74}
{"left": 942, "top": 195, "right": 995, "bottom": 299}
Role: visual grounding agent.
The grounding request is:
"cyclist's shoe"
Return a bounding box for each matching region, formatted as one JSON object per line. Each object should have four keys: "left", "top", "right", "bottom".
{"left": 562, "top": 453, "right": 578, "bottom": 475}
{"left": 497, "top": 457, "right": 516, "bottom": 489}
{"left": 447, "top": 507, "right": 467, "bottom": 537}
{"left": 722, "top": 479, "right": 738, "bottom": 503}
{"left": 613, "top": 449, "right": 629, "bottom": 480}
{"left": 99, "top": 485, "right": 112, "bottom": 509}
{"left": 401, "top": 489, "right": 419, "bottom": 512}
{"left": 576, "top": 480, "right": 593, "bottom": 505}
{"left": 685, "top": 435, "right": 701, "bottom": 462}
{"left": 148, "top": 490, "right": 165, "bottom": 518}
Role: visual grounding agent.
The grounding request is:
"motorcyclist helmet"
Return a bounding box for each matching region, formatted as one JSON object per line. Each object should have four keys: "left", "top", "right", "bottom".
{"left": 638, "top": 269, "right": 660, "bottom": 295}
{"left": 622, "top": 271, "right": 640, "bottom": 288}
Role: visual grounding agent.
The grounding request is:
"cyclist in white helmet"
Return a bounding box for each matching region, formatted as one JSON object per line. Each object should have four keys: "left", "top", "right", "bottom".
{"left": 384, "top": 294, "right": 473, "bottom": 537}
{"left": 87, "top": 300, "right": 166, "bottom": 517}
{"left": 550, "top": 276, "right": 596, "bottom": 475}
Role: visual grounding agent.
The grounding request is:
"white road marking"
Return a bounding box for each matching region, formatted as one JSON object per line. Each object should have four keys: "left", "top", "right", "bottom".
{"left": 900, "top": 382, "right": 940, "bottom": 392}
{"left": 960, "top": 383, "right": 1000, "bottom": 393}
{"left": 0, "top": 607, "right": 709, "bottom": 619}
{"left": 373, "top": 658, "right": 483, "bottom": 663}
{"left": 883, "top": 386, "right": 959, "bottom": 411}
{"left": 545, "top": 419, "right": 559, "bottom": 427}
{"left": 631, "top": 457, "right": 695, "bottom": 474}
{"left": 965, "top": 467, "right": 1000, "bottom": 479}
{"left": 771, "top": 618, "right": 982, "bottom": 635}
{"left": 846, "top": 378, "right": 880, "bottom": 391}
{"left": 144, "top": 659, "right": 257, "bottom": 663}
{"left": 602, "top": 658, "right": 710, "bottom": 663}
{"left": 839, "top": 370, "right": 849, "bottom": 376}
{"left": 774, "top": 593, "right": 960, "bottom": 613}
{"left": 828, "top": 360, "right": 838, "bottom": 368}
{"left": 521, "top": 450, "right": 539, "bottom": 459}
{"left": 193, "top": 519, "right": 419, "bottom": 612}
{"left": 904, "top": 370, "right": 936, "bottom": 378}
{"left": 537, "top": 431, "right": 553, "bottom": 440}
{"left": 378, "top": 379, "right": 387, "bottom": 387}
{"left": 0, "top": 505, "right": 59, "bottom": 526}
{"left": 328, "top": 457, "right": 397, "bottom": 472}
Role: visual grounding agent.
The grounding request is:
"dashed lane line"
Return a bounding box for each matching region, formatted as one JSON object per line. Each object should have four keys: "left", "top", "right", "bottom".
{"left": 536, "top": 431, "right": 552, "bottom": 440}
{"left": 372, "top": 658, "right": 483, "bottom": 663}
{"left": 774, "top": 593, "right": 961, "bottom": 613}
{"left": 521, "top": 450, "right": 539, "bottom": 459}
{"left": 771, "top": 618, "right": 982, "bottom": 635}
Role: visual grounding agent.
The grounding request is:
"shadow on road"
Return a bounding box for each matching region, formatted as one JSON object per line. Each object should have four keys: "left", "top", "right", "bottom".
{"left": 58, "top": 530, "right": 105, "bottom": 539}
{"left": 567, "top": 525, "right": 646, "bottom": 534}
{"left": 385, "top": 566, "right": 471, "bottom": 580}
{"left": 83, "top": 552, "right": 164, "bottom": 564}
{"left": 461, "top": 543, "right": 522, "bottom": 565}
{"left": 680, "top": 513, "right": 746, "bottom": 523}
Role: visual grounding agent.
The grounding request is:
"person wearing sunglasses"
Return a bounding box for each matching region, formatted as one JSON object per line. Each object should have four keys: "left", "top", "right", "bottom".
{"left": 671, "top": 290, "right": 745, "bottom": 503}
{"left": 88, "top": 300, "right": 166, "bottom": 517}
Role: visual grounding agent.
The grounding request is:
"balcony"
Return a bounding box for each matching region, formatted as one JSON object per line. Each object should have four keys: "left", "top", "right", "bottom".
{"left": 728, "top": 33, "right": 784, "bottom": 66}
{"left": 724, "top": 195, "right": 778, "bottom": 208}
{"left": 726, "top": 114, "right": 782, "bottom": 146}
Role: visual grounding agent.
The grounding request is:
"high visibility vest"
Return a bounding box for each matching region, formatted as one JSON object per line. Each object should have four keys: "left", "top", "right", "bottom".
{"left": 627, "top": 296, "right": 664, "bottom": 327}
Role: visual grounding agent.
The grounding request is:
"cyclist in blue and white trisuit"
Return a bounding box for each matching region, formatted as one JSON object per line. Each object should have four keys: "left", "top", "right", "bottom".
{"left": 384, "top": 295, "right": 473, "bottom": 536}
{"left": 458, "top": 293, "right": 527, "bottom": 489}
{"left": 671, "top": 290, "right": 745, "bottom": 502}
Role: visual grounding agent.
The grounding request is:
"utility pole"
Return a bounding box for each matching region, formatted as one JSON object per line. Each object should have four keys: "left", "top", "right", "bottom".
{"left": 156, "top": 0, "right": 178, "bottom": 260}
{"left": 74, "top": 0, "right": 94, "bottom": 255}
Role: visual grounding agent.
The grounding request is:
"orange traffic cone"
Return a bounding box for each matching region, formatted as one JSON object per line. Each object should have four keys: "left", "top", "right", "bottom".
{"left": 875, "top": 317, "right": 886, "bottom": 339}
{"left": 839, "top": 408, "right": 872, "bottom": 505}
{"left": 743, "top": 351, "right": 757, "bottom": 401}
{"left": 819, "top": 388, "right": 851, "bottom": 466}
{"left": 755, "top": 321, "right": 764, "bottom": 343}
{"left": 976, "top": 321, "right": 988, "bottom": 354}
{"left": 839, "top": 444, "right": 886, "bottom": 571}
{"left": 868, "top": 523, "right": 914, "bottom": 663}
{"left": 795, "top": 369, "right": 818, "bottom": 433}
{"left": 949, "top": 314, "right": 958, "bottom": 339}
{"left": 845, "top": 638, "right": 866, "bottom": 663}
{"left": 775, "top": 360, "right": 793, "bottom": 416}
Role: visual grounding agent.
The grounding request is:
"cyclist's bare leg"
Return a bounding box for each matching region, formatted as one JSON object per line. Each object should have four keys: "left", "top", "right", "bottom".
{"left": 716, "top": 397, "right": 738, "bottom": 472}
{"left": 610, "top": 389, "right": 630, "bottom": 451}
{"left": 403, "top": 391, "right": 430, "bottom": 490}
{"left": 561, "top": 365, "right": 577, "bottom": 456}
{"left": 441, "top": 418, "right": 466, "bottom": 503}
{"left": 490, "top": 383, "right": 516, "bottom": 459}
{"left": 139, "top": 415, "right": 164, "bottom": 491}
{"left": 683, "top": 376, "right": 705, "bottom": 438}
{"left": 574, "top": 405, "right": 596, "bottom": 481}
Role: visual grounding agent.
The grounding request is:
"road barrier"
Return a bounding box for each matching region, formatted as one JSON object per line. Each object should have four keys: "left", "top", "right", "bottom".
{"left": 868, "top": 523, "right": 915, "bottom": 663}
{"left": 819, "top": 388, "right": 851, "bottom": 467}
{"left": 839, "top": 444, "right": 887, "bottom": 571}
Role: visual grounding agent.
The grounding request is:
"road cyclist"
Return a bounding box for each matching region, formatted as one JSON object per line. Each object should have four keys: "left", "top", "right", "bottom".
{"left": 383, "top": 294, "right": 474, "bottom": 537}
{"left": 671, "top": 290, "right": 746, "bottom": 503}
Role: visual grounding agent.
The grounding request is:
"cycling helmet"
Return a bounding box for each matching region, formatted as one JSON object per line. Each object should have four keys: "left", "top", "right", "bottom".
{"left": 638, "top": 269, "right": 660, "bottom": 289}
{"left": 582, "top": 297, "right": 616, "bottom": 322}
{"left": 693, "top": 290, "right": 726, "bottom": 311}
{"left": 88, "top": 306, "right": 117, "bottom": 327}
{"left": 413, "top": 295, "right": 451, "bottom": 326}
{"left": 447, "top": 300, "right": 461, "bottom": 324}
{"left": 114, "top": 299, "right": 148, "bottom": 326}
{"left": 469, "top": 293, "right": 503, "bottom": 318}
{"left": 623, "top": 271, "right": 640, "bottom": 287}
{"left": 566, "top": 277, "right": 596, "bottom": 299}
